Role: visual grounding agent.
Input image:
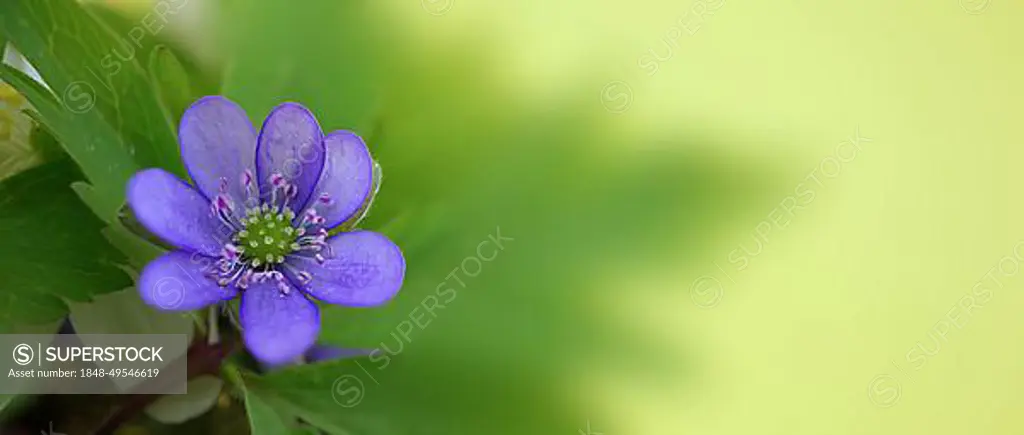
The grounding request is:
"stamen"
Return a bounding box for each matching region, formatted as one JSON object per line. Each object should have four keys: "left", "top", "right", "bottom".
{"left": 241, "top": 170, "right": 255, "bottom": 192}
{"left": 261, "top": 270, "right": 291, "bottom": 294}
{"left": 222, "top": 244, "right": 240, "bottom": 260}
{"left": 237, "top": 269, "right": 254, "bottom": 289}
{"left": 218, "top": 265, "right": 245, "bottom": 287}
{"left": 210, "top": 194, "right": 240, "bottom": 230}
{"left": 299, "top": 209, "right": 324, "bottom": 228}
{"left": 283, "top": 185, "right": 299, "bottom": 212}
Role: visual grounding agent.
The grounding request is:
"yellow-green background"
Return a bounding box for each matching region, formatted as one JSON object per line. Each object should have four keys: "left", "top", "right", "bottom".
{"left": 401, "top": 1, "right": 1024, "bottom": 433}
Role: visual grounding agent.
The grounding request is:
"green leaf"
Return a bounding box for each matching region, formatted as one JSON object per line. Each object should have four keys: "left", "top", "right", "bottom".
{"left": 0, "top": 158, "right": 131, "bottom": 329}
{"left": 149, "top": 45, "right": 195, "bottom": 125}
{"left": 0, "top": 62, "right": 131, "bottom": 221}
{"left": 0, "top": 0, "right": 184, "bottom": 221}
{"left": 85, "top": 1, "right": 222, "bottom": 98}
{"left": 0, "top": 304, "right": 63, "bottom": 417}
{"left": 68, "top": 287, "right": 194, "bottom": 339}
{"left": 0, "top": 395, "right": 13, "bottom": 415}
{"left": 243, "top": 354, "right": 566, "bottom": 435}
{"left": 102, "top": 217, "right": 165, "bottom": 269}
{"left": 242, "top": 378, "right": 297, "bottom": 435}
{"left": 145, "top": 375, "right": 224, "bottom": 424}
{"left": 69, "top": 286, "right": 195, "bottom": 392}
{"left": 221, "top": 0, "right": 380, "bottom": 132}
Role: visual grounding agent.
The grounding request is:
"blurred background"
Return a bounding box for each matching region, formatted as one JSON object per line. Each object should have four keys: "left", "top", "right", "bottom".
{"left": 3, "top": 0, "right": 1024, "bottom": 434}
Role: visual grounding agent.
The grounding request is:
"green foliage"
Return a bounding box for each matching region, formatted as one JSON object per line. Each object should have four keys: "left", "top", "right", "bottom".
{"left": 149, "top": 45, "right": 197, "bottom": 125}
{"left": 0, "top": 0, "right": 183, "bottom": 222}
{"left": 220, "top": 0, "right": 380, "bottom": 132}
{"left": 0, "top": 158, "right": 131, "bottom": 330}
{"left": 145, "top": 375, "right": 224, "bottom": 424}
{"left": 69, "top": 286, "right": 194, "bottom": 340}
{"left": 243, "top": 354, "right": 570, "bottom": 434}
{"left": 241, "top": 381, "right": 295, "bottom": 435}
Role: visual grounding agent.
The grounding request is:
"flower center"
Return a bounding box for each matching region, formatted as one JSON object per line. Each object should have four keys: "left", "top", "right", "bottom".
{"left": 235, "top": 207, "right": 299, "bottom": 267}
{"left": 204, "top": 171, "right": 334, "bottom": 291}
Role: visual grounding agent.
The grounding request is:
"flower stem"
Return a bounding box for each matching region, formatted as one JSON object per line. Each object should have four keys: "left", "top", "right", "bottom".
{"left": 208, "top": 305, "right": 220, "bottom": 345}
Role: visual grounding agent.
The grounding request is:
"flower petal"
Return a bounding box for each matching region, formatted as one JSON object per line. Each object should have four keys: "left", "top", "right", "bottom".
{"left": 138, "top": 251, "right": 237, "bottom": 311}
{"left": 255, "top": 102, "right": 325, "bottom": 212}
{"left": 127, "top": 168, "right": 231, "bottom": 256}
{"left": 286, "top": 231, "right": 405, "bottom": 307}
{"left": 241, "top": 281, "right": 320, "bottom": 365}
{"left": 303, "top": 131, "right": 374, "bottom": 229}
{"left": 179, "top": 96, "right": 258, "bottom": 212}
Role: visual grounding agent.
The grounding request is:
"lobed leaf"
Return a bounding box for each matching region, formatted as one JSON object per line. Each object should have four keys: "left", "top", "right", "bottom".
{"left": 0, "top": 158, "right": 132, "bottom": 330}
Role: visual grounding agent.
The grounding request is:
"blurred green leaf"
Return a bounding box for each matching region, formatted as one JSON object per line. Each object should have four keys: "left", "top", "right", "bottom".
{"left": 85, "top": 1, "right": 221, "bottom": 97}
{"left": 242, "top": 380, "right": 295, "bottom": 435}
{"left": 0, "top": 0, "right": 183, "bottom": 222}
{"left": 149, "top": 44, "right": 196, "bottom": 125}
{"left": 221, "top": 0, "right": 381, "bottom": 132}
{"left": 302, "top": 44, "right": 765, "bottom": 431}
{"left": 243, "top": 354, "right": 569, "bottom": 435}
{"left": 0, "top": 82, "right": 42, "bottom": 180}
{"left": 27, "top": 122, "right": 64, "bottom": 165}
{"left": 0, "top": 158, "right": 131, "bottom": 330}
{"left": 69, "top": 287, "right": 194, "bottom": 339}
{"left": 146, "top": 375, "right": 224, "bottom": 425}
{"left": 0, "top": 318, "right": 61, "bottom": 419}
{"left": 102, "top": 217, "right": 166, "bottom": 269}
{"left": 70, "top": 286, "right": 195, "bottom": 393}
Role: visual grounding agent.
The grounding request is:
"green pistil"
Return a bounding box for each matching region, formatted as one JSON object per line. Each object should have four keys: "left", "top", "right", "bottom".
{"left": 235, "top": 207, "right": 298, "bottom": 266}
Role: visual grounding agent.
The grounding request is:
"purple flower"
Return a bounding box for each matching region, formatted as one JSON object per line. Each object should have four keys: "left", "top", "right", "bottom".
{"left": 128, "top": 96, "right": 405, "bottom": 365}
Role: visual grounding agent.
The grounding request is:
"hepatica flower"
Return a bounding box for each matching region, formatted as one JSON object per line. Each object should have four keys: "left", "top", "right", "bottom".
{"left": 128, "top": 96, "right": 405, "bottom": 365}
